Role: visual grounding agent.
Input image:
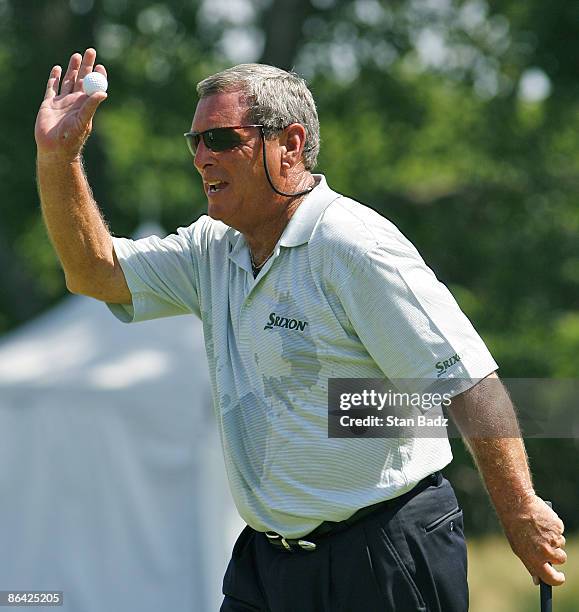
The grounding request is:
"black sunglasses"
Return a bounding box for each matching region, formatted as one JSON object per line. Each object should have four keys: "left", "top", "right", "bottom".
{"left": 183, "top": 124, "right": 263, "bottom": 156}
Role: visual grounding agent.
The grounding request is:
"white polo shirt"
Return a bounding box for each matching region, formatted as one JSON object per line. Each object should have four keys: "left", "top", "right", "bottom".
{"left": 107, "top": 175, "right": 498, "bottom": 538}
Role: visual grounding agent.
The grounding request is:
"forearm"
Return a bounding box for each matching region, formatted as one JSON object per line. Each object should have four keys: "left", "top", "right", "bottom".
{"left": 449, "top": 374, "right": 566, "bottom": 585}
{"left": 449, "top": 375, "right": 535, "bottom": 526}
{"left": 465, "top": 436, "right": 535, "bottom": 527}
{"left": 36, "top": 152, "right": 114, "bottom": 293}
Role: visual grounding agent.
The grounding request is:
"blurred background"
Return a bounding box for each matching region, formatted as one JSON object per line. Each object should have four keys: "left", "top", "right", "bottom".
{"left": 0, "top": 0, "right": 578, "bottom": 610}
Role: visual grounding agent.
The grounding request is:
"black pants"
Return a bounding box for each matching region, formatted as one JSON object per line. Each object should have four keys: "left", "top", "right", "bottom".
{"left": 221, "top": 474, "right": 468, "bottom": 612}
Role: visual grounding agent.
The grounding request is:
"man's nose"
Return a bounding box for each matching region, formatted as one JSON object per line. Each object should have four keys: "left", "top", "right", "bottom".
{"left": 193, "top": 139, "right": 215, "bottom": 172}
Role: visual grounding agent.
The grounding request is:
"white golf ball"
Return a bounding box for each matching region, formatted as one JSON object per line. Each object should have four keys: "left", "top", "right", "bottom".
{"left": 83, "top": 72, "right": 108, "bottom": 96}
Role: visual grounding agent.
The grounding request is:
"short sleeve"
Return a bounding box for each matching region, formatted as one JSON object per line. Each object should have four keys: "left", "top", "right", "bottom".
{"left": 333, "top": 242, "right": 498, "bottom": 395}
{"left": 107, "top": 224, "right": 201, "bottom": 323}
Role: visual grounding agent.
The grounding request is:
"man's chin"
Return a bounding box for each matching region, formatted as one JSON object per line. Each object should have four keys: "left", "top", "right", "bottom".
{"left": 207, "top": 201, "right": 233, "bottom": 226}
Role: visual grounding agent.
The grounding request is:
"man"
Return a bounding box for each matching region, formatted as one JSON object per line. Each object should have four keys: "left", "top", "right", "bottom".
{"left": 35, "top": 49, "right": 566, "bottom": 611}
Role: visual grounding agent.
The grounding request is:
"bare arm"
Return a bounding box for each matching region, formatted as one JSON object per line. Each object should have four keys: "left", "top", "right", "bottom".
{"left": 35, "top": 48, "right": 130, "bottom": 304}
{"left": 448, "top": 373, "right": 567, "bottom": 587}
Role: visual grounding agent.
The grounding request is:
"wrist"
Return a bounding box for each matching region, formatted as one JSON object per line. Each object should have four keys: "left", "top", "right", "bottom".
{"left": 496, "top": 488, "right": 537, "bottom": 526}
{"left": 36, "top": 148, "right": 83, "bottom": 166}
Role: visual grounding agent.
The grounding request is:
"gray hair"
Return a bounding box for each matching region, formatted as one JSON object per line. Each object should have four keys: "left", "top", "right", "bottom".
{"left": 196, "top": 63, "right": 320, "bottom": 171}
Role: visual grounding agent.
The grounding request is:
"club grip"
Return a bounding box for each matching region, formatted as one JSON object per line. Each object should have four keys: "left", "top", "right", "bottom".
{"left": 540, "top": 501, "right": 553, "bottom": 612}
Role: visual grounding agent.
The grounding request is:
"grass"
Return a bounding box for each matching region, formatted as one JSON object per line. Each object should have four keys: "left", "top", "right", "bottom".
{"left": 468, "top": 534, "right": 578, "bottom": 612}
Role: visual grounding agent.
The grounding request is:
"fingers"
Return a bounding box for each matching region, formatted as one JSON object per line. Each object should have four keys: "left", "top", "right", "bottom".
{"left": 545, "top": 546, "right": 567, "bottom": 566}
{"left": 60, "top": 53, "right": 82, "bottom": 96}
{"left": 44, "top": 65, "right": 62, "bottom": 100}
{"left": 559, "top": 534, "right": 566, "bottom": 547}
{"left": 548, "top": 506, "right": 565, "bottom": 533}
{"left": 529, "top": 536, "right": 567, "bottom": 587}
{"left": 94, "top": 64, "right": 107, "bottom": 79}
{"left": 531, "top": 567, "right": 565, "bottom": 587}
{"left": 78, "top": 91, "right": 108, "bottom": 126}
{"left": 74, "top": 48, "right": 97, "bottom": 93}
{"left": 57, "top": 49, "right": 99, "bottom": 96}
{"left": 548, "top": 531, "right": 566, "bottom": 551}
{"left": 538, "top": 537, "right": 567, "bottom": 571}
{"left": 539, "top": 562, "right": 565, "bottom": 586}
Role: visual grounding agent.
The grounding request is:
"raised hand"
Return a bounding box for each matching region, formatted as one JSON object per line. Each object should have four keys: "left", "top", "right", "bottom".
{"left": 35, "top": 48, "right": 108, "bottom": 162}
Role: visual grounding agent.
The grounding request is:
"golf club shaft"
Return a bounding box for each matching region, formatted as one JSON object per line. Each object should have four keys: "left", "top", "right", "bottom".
{"left": 540, "top": 501, "right": 553, "bottom": 612}
{"left": 541, "top": 583, "right": 552, "bottom": 612}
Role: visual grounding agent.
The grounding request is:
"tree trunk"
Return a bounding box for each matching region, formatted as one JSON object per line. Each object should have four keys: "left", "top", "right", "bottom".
{"left": 259, "top": 0, "right": 314, "bottom": 69}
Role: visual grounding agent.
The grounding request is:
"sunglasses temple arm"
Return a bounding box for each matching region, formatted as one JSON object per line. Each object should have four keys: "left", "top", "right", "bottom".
{"left": 259, "top": 128, "right": 314, "bottom": 198}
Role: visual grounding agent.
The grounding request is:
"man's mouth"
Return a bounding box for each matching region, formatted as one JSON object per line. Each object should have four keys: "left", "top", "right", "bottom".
{"left": 206, "top": 181, "right": 229, "bottom": 195}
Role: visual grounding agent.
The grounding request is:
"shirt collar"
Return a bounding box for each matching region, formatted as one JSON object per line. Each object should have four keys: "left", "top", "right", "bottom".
{"left": 227, "top": 230, "right": 252, "bottom": 274}
{"left": 278, "top": 174, "right": 341, "bottom": 247}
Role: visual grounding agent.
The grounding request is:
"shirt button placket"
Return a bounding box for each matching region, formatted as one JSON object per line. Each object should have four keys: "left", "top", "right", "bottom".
{"left": 239, "top": 290, "right": 254, "bottom": 346}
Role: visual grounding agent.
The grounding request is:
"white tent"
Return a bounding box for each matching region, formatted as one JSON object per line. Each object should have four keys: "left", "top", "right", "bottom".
{"left": 0, "top": 291, "right": 243, "bottom": 612}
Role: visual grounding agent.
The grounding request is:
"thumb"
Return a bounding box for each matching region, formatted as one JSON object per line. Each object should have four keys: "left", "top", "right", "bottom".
{"left": 540, "top": 562, "right": 565, "bottom": 586}
{"left": 79, "top": 92, "right": 107, "bottom": 126}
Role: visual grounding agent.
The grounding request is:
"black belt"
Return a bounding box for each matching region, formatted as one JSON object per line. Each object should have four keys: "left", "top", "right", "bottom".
{"left": 264, "top": 471, "right": 442, "bottom": 552}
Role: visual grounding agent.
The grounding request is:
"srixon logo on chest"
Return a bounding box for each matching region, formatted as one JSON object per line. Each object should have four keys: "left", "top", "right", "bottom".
{"left": 435, "top": 353, "right": 461, "bottom": 377}
{"left": 264, "top": 312, "right": 309, "bottom": 332}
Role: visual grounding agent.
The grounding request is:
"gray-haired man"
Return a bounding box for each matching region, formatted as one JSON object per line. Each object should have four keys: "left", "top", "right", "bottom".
{"left": 36, "top": 49, "right": 566, "bottom": 611}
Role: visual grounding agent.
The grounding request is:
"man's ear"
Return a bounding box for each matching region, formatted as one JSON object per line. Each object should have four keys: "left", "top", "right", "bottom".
{"left": 280, "top": 123, "right": 306, "bottom": 171}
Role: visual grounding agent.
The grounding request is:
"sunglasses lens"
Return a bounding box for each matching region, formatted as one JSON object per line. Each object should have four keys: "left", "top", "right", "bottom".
{"left": 205, "top": 128, "right": 241, "bottom": 152}
{"left": 184, "top": 127, "right": 246, "bottom": 157}
{"left": 184, "top": 133, "right": 200, "bottom": 156}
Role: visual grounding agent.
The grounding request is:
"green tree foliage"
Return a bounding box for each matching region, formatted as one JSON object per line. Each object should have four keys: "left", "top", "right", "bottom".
{"left": 1, "top": 0, "right": 577, "bottom": 533}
